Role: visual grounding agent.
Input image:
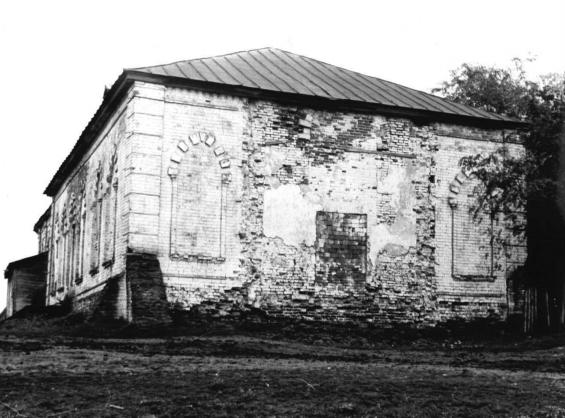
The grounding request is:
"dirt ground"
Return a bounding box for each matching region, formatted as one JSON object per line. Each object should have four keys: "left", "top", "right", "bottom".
{"left": 1, "top": 316, "right": 565, "bottom": 417}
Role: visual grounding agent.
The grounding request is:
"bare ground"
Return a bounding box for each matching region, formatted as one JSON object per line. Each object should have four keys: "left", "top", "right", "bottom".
{"left": 1, "top": 316, "right": 565, "bottom": 417}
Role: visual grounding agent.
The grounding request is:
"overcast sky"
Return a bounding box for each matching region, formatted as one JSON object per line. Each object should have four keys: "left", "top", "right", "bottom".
{"left": 0, "top": 0, "right": 564, "bottom": 310}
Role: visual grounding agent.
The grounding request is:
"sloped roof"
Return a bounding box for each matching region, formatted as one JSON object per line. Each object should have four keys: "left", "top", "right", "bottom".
{"left": 131, "top": 47, "right": 518, "bottom": 124}
{"left": 4, "top": 252, "right": 48, "bottom": 279}
{"left": 45, "top": 48, "right": 525, "bottom": 196}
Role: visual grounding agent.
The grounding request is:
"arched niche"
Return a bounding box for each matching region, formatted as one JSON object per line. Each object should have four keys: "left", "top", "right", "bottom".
{"left": 168, "top": 131, "right": 232, "bottom": 262}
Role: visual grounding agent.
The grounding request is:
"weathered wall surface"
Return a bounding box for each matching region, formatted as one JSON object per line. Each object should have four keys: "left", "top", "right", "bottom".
{"left": 45, "top": 86, "right": 134, "bottom": 319}
{"left": 34, "top": 208, "right": 52, "bottom": 254}
{"left": 48, "top": 80, "right": 526, "bottom": 325}
{"left": 124, "top": 84, "right": 246, "bottom": 312}
{"left": 237, "top": 103, "right": 437, "bottom": 324}
{"left": 122, "top": 82, "right": 526, "bottom": 325}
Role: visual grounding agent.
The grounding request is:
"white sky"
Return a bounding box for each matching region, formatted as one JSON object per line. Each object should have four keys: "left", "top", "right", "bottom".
{"left": 0, "top": 0, "right": 564, "bottom": 310}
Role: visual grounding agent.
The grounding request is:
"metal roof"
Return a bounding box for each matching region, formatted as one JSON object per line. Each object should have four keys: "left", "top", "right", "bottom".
{"left": 131, "top": 47, "right": 519, "bottom": 124}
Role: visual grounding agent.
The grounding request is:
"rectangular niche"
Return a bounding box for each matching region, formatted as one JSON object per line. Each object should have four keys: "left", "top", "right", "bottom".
{"left": 315, "top": 211, "right": 368, "bottom": 287}
{"left": 451, "top": 203, "right": 495, "bottom": 281}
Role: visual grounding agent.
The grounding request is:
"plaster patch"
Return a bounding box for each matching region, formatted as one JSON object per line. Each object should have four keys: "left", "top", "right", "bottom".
{"left": 370, "top": 222, "right": 415, "bottom": 260}
{"left": 379, "top": 165, "right": 406, "bottom": 194}
{"left": 263, "top": 184, "right": 322, "bottom": 247}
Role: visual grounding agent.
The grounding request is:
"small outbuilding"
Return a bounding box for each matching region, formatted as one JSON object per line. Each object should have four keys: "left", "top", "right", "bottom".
{"left": 4, "top": 253, "right": 47, "bottom": 318}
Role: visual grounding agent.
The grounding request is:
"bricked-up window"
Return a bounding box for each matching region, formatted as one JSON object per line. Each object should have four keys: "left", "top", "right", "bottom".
{"left": 77, "top": 207, "right": 86, "bottom": 282}
{"left": 102, "top": 181, "right": 118, "bottom": 266}
{"left": 55, "top": 237, "right": 62, "bottom": 289}
{"left": 89, "top": 163, "right": 104, "bottom": 274}
{"left": 68, "top": 226, "right": 76, "bottom": 288}
{"left": 89, "top": 200, "right": 102, "bottom": 273}
{"left": 103, "top": 153, "right": 118, "bottom": 266}
{"left": 72, "top": 224, "right": 80, "bottom": 283}
{"left": 315, "top": 211, "right": 368, "bottom": 287}
{"left": 64, "top": 231, "right": 71, "bottom": 288}
{"left": 170, "top": 148, "right": 229, "bottom": 259}
{"left": 450, "top": 176, "right": 494, "bottom": 280}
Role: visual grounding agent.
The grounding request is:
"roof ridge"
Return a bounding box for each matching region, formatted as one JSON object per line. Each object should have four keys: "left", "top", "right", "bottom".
{"left": 128, "top": 47, "right": 275, "bottom": 71}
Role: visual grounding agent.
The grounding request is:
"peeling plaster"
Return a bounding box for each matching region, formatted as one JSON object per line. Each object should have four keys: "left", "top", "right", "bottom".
{"left": 263, "top": 152, "right": 422, "bottom": 262}
{"left": 263, "top": 184, "right": 322, "bottom": 247}
{"left": 261, "top": 147, "right": 288, "bottom": 177}
{"left": 370, "top": 164, "right": 419, "bottom": 259}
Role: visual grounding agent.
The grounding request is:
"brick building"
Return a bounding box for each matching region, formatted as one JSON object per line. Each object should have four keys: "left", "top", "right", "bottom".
{"left": 10, "top": 48, "right": 528, "bottom": 325}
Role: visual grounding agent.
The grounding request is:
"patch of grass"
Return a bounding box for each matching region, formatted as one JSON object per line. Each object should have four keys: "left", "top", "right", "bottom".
{"left": 1, "top": 365, "right": 564, "bottom": 417}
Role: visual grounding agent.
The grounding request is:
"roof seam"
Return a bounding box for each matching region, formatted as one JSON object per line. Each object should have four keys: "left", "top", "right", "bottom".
{"left": 129, "top": 47, "right": 273, "bottom": 71}
{"left": 331, "top": 66, "right": 409, "bottom": 107}
{"left": 132, "top": 47, "right": 519, "bottom": 123}
{"left": 416, "top": 91, "right": 476, "bottom": 116}
{"left": 174, "top": 62, "right": 189, "bottom": 78}
{"left": 245, "top": 51, "right": 298, "bottom": 92}
{"left": 210, "top": 57, "right": 248, "bottom": 86}
{"left": 365, "top": 73, "right": 509, "bottom": 121}
{"left": 186, "top": 61, "right": 220, "bottom": 83}
{"left": 257, "top": 49, "right": 324, "bottom": 97}
{"left": 236, "top": 53, "right": 283, "bottom": 92}
{"left": 315, "top": 59, "right": 379, "bottom": 103}
{"left": 276, "top": 47, "right": 515, "bottom": 122}
{"left": 369, "top": 77, "right": 442, "bottom": 113}
{"left": 214, "top": 56, "right": 260, "bottom": 88}
{"left": 297, "top": 54, "right": 370, "bottom": 102}
{"left": 275, "top": 50, "right": 338, "bottom": 98}
{"left": 198, "top": 59, "right": 238, "bottom": 84}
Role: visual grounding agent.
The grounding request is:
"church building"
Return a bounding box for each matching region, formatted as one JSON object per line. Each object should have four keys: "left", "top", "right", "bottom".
{"left": 8, "top": 48, "right": 527, "bottom": 325}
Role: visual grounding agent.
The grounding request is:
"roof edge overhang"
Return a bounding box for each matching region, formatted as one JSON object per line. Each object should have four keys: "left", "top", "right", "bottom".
{"left": 44, "top": 70, "right": 529, "bottom": 197}
{"left": 126, "top": 71, "right": 528, "bottom": 128}
{"left": 33, "top": 206, "right": 52, "bottom": 233}
{"left": 44, "top": 71, "right": 134, "bottom": 196}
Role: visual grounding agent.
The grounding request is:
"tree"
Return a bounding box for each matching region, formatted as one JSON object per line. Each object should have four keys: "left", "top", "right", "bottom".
{"left": 433, "top": 60, "right": 565, "bottom": 331}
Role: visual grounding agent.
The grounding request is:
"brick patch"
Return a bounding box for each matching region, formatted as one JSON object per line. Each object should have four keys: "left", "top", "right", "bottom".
{"left": 315, "top": 211, "right": 367, "bottom": 288}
